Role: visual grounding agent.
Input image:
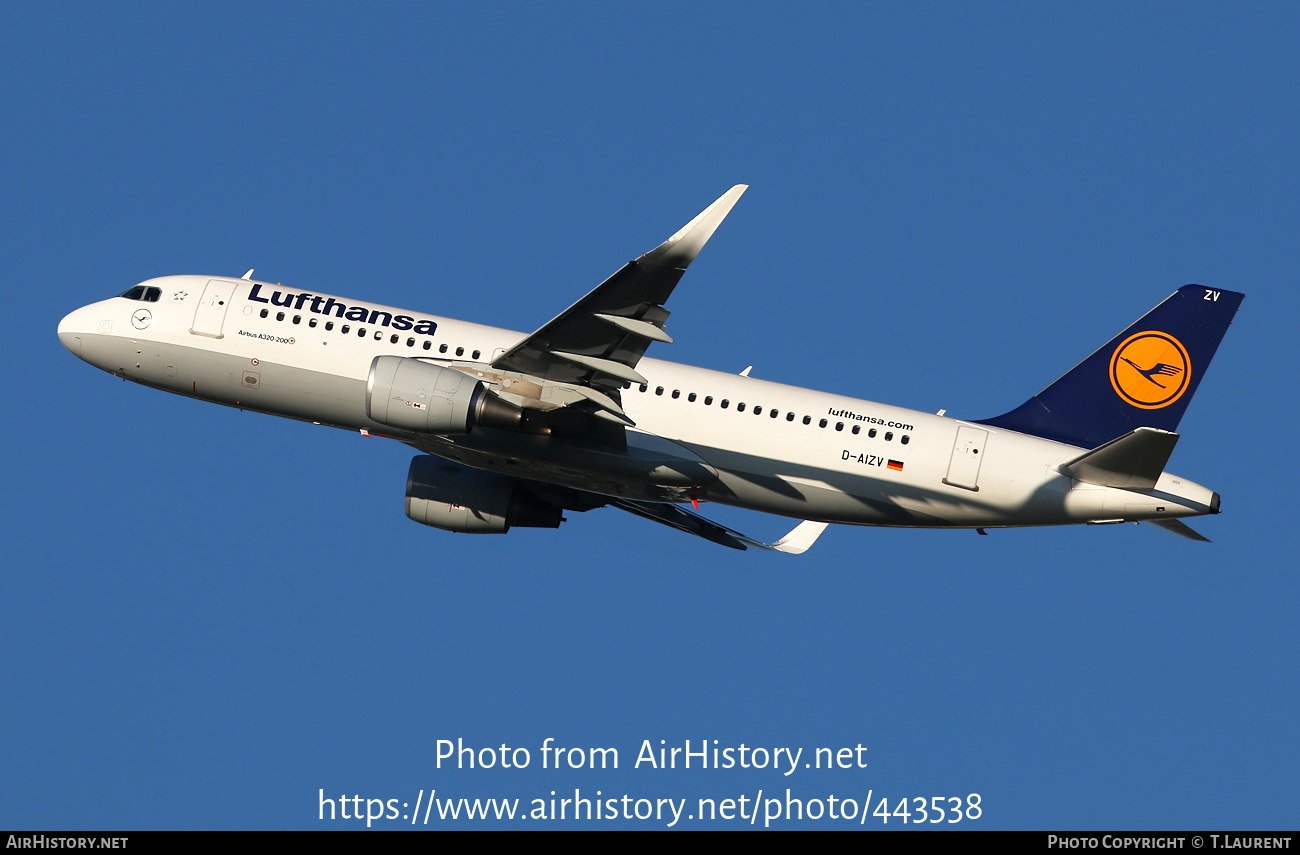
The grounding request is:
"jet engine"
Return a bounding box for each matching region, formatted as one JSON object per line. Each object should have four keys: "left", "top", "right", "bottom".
{"left": 405, "top": 455, "right": 564, "bottom": 534}
{"left": 366, "top": 356, "right": 522, "bottom": 434}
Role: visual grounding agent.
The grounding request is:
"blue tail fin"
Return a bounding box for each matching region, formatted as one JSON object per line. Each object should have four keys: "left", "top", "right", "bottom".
{"left": 977, "top": 284, "right": 1244, "bottom": 449}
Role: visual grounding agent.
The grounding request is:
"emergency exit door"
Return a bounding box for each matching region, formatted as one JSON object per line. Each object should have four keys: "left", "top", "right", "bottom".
{"left": 943, "top": 425, "right": 988, "bottom": 491}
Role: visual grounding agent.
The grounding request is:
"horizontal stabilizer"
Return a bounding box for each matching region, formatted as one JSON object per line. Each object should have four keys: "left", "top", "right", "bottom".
{"left": 1060, "top": 427, "right": 1179, "bottom": 489}
{"left": 1147, "top": 518, "right": 1211, "bottom": 542}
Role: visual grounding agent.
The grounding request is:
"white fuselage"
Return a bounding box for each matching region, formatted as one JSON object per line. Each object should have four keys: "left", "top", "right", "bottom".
{"left": 58, "top": 275, "right": 1220, "bottom": 530}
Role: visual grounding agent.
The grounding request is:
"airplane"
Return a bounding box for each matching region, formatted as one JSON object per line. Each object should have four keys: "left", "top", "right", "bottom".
{"left": 57, "top": 186, "right": 1243, "bottom": 552}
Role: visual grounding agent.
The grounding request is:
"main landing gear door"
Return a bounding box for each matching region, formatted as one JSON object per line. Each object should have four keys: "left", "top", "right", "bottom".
{"left": 190, "top": 279, "right": 237, "bottom": 338}
{"left": 944, "top": 425, "right": 988, "bottom": 491}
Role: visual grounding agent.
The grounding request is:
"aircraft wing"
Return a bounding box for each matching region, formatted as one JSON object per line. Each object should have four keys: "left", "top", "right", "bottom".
{"left": 491, "top": 185, "right": 747, "bottom": 394}
{"left": 611, "top": 498, "right": 828, "bottom": 554}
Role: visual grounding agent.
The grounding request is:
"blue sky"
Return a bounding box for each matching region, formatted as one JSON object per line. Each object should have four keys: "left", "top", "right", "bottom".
{"left": 3, "top": 3, "right": 1297, "bottom": 829}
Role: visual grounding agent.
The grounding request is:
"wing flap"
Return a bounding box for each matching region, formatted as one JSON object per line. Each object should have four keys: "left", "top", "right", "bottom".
{"left": 594, "top": 313, "right": 674, "bottom": 343}
{"left": 550, "top": 351, "right": 648, "bottom": 386}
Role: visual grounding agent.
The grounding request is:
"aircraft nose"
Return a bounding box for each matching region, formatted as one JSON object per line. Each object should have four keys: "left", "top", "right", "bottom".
{"left": 58, "top": 306, "right": 93, "bottom": 357}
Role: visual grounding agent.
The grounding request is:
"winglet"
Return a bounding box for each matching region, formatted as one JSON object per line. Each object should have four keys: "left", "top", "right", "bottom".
{"left": 610, "top": 499, "right": 829, "bottom": 554}
{"left": 771, "top": 520, "right": 830, "bottom": 554}
{"left": 490, "top": 186, "right": 748, "bottom": 389}
{"left": 642, "top": 185, "right": 748, "bottom": 269}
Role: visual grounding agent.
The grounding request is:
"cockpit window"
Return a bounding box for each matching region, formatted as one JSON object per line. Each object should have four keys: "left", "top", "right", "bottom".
{"left": 118, "top": 286, "right": 162, "bottom": 302}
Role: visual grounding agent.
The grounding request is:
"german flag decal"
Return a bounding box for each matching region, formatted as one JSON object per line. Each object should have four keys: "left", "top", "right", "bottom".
{"left": 888, "top": 460, "right": 904, "bottom": 471}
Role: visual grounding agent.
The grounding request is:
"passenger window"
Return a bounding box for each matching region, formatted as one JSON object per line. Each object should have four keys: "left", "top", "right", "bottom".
{"left": 835, "top": 422, "right": 844, "bottom": 431}
{"left": 440, "top": 343, "right": 448, "bottom": 353}
{"left": 259, "top": 308, "right": 268, "bottom": 318}
{"left": 852, "top": 425, "right": 860, "bottom": 435}
{"left": 456, "top": 347, "right": 464, "bottom": 356}
{"left": 721, "top": 399, "right": 729, "bottom": 409}
{"left": 422, "top": 341, "right": 431, "bottom": 350}
{"left": 309, "top": 318, "right": 317, "bottom": 328}
{"left": 885, "top": 432, "right": 893, "bottom": 441}
{"left": 293, "top": 315, "right": 301, "bottom": 324}
{"left": 472, "top": 350, "right": 481, "bottom": 360}
{"left": 704, "top": 396, "right": 713, "bottom": 405}
{"left": 737, "top": 403, "right": 746, "bottom": 412}
{"left": 342, "top": 324, "right": 350, "bottom": 334}
{"left": 375, "top": 331, "right": 383, "bottom": 340}
{"left": 671, "top": 390, "right": 680, "bottom": 399}
{"left": 326, "top": 321, "right": 334, "bottom": 331}
{"left": 390, "top": 334, "right": 399, "bottom": 344}
{"left": 407, "top": 338, "right": 415, "bottom": 347}
{"left": 639, "top": 384, "right": 648, "bottom": 393}
{"left": 276, "top": 312, "right": 285, "bottom": 321}
{"left": 868, "top": 428, "right": 877, "bottom": 438}
{"left": 786, "top": 412, "right": 794, "bottom": 421}
{"left": 770, "top": 409, "right": 779, "bottom": 419}
{"left": 688, "top": 393, "right": 697, "bottom": 402}
{"left": 358, "top": 327, "right": 367, "bottom": 337}
{"left": 656, "top": 387, "right": 664, "bottom": 396}
{"left": 819, "top": 419, "right": 827, "bottom": 428}
{"left": 802, "top": 415, "right": 811, "bottom": 425}
{"left": 901, "top": 435, "right": 909, "bottom": 445}
{"left": 752, "top": 406, "right": 761, "bottom": 415}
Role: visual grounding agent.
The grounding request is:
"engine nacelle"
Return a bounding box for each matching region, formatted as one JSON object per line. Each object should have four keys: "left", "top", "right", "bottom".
{"left": 405, "top": 455, "right": 564, "bottom": 534}
{"left": 366, "top": 356, "right": 522, "bottom": 434}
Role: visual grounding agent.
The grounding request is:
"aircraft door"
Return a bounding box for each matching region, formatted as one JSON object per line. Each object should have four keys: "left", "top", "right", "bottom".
{"left": 944, "top": 425, "right": 988, "bottom": 491}
{"left": 190, "top": 279, "right": 237, "bottom": 338}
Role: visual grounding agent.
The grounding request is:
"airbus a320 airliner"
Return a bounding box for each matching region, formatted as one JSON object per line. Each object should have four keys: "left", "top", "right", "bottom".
{"left": 58, "top": 187, "right": 1243, "bottom": 552}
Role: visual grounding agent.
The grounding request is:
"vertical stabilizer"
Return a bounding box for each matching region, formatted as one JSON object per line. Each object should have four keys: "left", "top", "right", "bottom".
{"left": 978, "top": 285, "right": 1243, "bottom": 448}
